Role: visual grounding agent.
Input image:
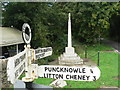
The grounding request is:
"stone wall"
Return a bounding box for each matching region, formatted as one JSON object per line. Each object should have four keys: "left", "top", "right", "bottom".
{"left": 0, "top": 59, "right": 12, "bottom": 88}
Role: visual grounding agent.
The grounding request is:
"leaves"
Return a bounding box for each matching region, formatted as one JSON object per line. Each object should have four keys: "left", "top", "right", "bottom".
{"left": 2, "top": 2, "right": 119, "bottom": 47}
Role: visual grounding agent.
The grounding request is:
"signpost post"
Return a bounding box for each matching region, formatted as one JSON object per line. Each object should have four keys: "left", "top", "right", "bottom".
{"left": 21, "top": 23, "right": 34, "bottom": 83}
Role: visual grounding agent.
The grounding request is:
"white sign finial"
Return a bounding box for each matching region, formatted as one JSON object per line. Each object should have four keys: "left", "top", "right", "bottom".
{"left": 22, "top": 23, "right": 32, "bottom": 45}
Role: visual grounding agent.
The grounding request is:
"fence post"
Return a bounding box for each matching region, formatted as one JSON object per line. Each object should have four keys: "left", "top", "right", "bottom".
{"left": 85, "top": 47, "right": 87, "bottom": 58}
{"left": 46, "top": 59, "right": 48, "bottom": 65}
{"left": 98, "top": 51, "right": 100, "bottom": 66}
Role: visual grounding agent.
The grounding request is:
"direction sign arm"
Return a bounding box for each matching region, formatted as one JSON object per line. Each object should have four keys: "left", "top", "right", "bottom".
{"left": 35, "top": 47, "right": 52, "bottom": 60}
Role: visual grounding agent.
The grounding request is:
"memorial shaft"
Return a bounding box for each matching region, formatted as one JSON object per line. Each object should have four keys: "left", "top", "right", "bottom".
{"left": 68, "top": 13, "right": 72, "bottom": 47}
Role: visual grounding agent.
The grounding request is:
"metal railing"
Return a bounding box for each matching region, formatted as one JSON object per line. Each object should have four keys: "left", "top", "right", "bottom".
{"left": 84, "top": 49, "right": 100, "bottom": 66}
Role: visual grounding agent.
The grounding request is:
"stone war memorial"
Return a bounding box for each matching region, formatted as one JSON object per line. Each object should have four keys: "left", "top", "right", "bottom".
{"left": 58, "top": 13, "right": 83, "bottom": 65}
{"left": 1, "top": 13, "right": 101, "bottom": 89}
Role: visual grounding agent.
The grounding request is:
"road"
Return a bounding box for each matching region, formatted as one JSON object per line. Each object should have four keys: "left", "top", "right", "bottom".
{"left": 102, "top": 39, "right": 120, "bottom": 53}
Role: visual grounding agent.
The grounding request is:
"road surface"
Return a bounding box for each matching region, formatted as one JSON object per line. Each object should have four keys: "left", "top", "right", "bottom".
{"left": 102, "top": 39, "right": 120, "bottom": 53}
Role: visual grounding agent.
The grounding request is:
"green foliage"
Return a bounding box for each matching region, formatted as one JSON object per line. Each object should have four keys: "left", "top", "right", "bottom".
{"left": 109, "top": 14, "right": 120, "bottom": 42}
{"left": 2, "top": 2, "right": 119, "bottom": 64}
{"left": 3, "top": 2, "right": 119, "bottom": 44}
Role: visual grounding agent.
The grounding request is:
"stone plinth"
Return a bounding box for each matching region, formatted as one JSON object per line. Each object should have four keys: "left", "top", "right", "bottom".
{"left": 58, "top": 47, "right": 83, "bottom": 65}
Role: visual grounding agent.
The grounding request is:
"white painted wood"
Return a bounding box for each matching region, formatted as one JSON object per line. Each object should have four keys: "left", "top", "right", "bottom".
{"left": 7, "top": 49, "right": 26, "bottom": 84}
{"left": 38, "top": 65, "right": 100, "bottom": 81}
{"left": 35, "top": 47, "right": 52, "bottom": 60}
{"left": 23, "top": 44, "right": 33, "bottom": 82}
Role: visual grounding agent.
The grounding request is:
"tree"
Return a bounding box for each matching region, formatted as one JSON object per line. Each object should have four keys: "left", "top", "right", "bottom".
{"left": 55, "top": 2, "right": 119, "bottom": 44}
{"left": 109, "top": 14, "right": 120, "bottom": 42}
{"left": 2, "top": 2, "right": 119, "bottom": 50}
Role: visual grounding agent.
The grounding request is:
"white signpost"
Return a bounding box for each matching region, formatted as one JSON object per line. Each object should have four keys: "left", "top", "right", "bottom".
{"left": 7, "top": 23, "right": 53, "bottom": 84}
